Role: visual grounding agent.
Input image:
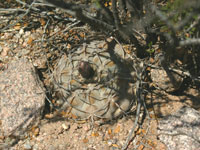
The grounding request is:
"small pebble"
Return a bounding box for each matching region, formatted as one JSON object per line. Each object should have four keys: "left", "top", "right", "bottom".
{"left": 19, "top": 28, "right": 24, "bottom": 35}
{"left": 62, "top": 123, "right": 70, "bottom": 131}
{"left": 23, "top": 143, "right": 32, "bottom": 150}
{"left": 107, "top": 140, "right": 113, "bottom": 146}
{"left": 47, "top": 53, "right": 52, "bottom": 58}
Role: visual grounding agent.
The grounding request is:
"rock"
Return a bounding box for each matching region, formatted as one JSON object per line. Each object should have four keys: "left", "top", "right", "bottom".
{"left": 158, "top": 106, "right": 200, "bottom": 150}
{"left": 0, "top": 58, "right": 45, "bottom": 137}
{"left": 0, "top": 46, "right": 9, "bottom": 57}
{"left": 23, "top": 141, "right": 32, "bottom": 150}
{"left": 151, "top": 68, "right": 183, "bottom": 92}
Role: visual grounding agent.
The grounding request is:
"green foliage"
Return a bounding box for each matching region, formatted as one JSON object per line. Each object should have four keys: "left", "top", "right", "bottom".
{"left": 92, "top": 0, "right": 101, "bottom": 9}
{"left": 157, "top": 0, "right": 199, "bottom": 38}
{"left": 146, "top": 42, "right": 155, "bottom": 55}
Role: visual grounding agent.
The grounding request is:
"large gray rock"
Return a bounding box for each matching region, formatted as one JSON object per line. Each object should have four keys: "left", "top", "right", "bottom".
{"left": 0, "top": 58, "right": 45, "bottom": 137}
{"left": 158, "top": 106, "right": 200, "bottom": 150}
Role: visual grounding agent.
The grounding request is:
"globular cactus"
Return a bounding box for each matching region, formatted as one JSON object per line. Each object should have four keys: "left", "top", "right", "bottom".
{"left": 51, "top": 39, "right": 136, "bottom": 121}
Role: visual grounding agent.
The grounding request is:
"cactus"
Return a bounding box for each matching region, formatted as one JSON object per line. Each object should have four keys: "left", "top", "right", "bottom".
{"left": 51, "top": 39, "right": 136, "bottom": 121}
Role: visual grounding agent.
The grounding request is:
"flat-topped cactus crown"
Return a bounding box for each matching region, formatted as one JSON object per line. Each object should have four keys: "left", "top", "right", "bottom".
{"left": 51, "top": 39, "right": 137, "bottom": 121}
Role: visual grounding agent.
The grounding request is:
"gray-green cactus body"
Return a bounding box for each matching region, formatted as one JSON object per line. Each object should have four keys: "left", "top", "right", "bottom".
{"left": 52, "top": 40, "right": 136, "bottom": 120}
